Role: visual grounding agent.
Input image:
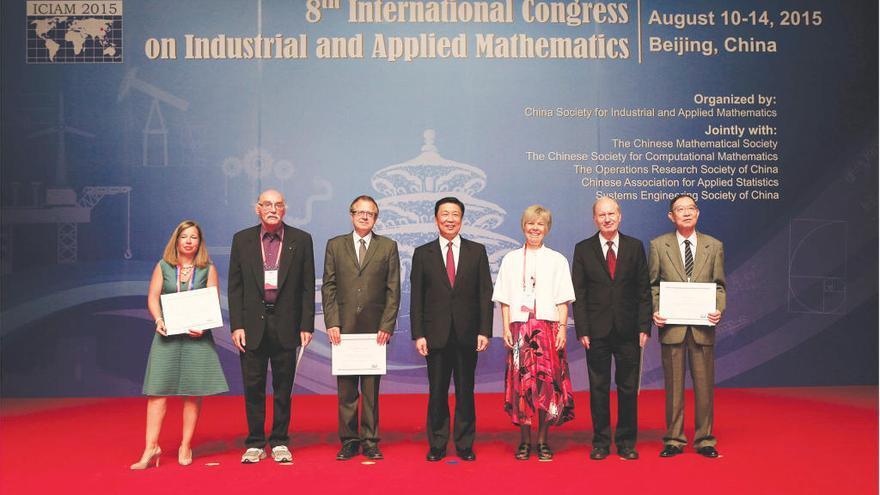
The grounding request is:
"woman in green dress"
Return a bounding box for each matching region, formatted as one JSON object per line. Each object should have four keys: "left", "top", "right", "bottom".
{"left": 131, "top": 220, "right": 229, "bottom": 469}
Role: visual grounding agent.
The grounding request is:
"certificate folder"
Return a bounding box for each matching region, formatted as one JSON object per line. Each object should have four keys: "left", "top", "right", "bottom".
{"left": 331, "top": 334, "right": 387, "bottom": 375}
{"left": 658, "top": 282, "right": 717, "bottom": 326}
{"left": 160, "top": 286, "right": 223, "bottom": 335}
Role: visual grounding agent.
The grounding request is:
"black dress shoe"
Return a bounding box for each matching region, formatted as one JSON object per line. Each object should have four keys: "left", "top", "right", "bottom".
{"left": 456, "top": 448, "right": 476, "bottom": 461}
{"left": 426, "top": 448, "right": 446, "bottom": 462}
{"left": 363, "top": 446, "right": 384, "bottom": 460}
{"left": 697, "top": 446, "right": 719, "bottom": 458}
{"left": 336, "top": 442, "right": 359, "bottom": 461}
{"left": 659, "top": 445, "right": 684, "bottom": 458}
{"left": 589, "top": 447, "right": 609, "bottom": 460}
{"left": 618, "top": 447, "right": 639, "bottom": 460}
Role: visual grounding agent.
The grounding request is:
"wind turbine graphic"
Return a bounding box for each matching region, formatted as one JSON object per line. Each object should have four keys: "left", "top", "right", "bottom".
{"left": 28, "top": 92, "right": 94, "bottom": 192}
{"left": 2, "top": 91, "right": 133, "bottom": 266}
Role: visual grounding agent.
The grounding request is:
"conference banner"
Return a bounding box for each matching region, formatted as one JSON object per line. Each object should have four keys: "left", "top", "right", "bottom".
{"left": 1, "top": 0, "right": 876, "bottom": 396}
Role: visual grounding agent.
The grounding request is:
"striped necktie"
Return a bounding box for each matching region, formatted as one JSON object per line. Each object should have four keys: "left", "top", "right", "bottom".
{"left": 684, "top": 239, "right": 694, "bottom": 280}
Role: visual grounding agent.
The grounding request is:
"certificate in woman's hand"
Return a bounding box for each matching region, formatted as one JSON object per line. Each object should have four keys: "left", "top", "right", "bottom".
{"left": 159, "top": 287, "right": 223, "bottom": 335}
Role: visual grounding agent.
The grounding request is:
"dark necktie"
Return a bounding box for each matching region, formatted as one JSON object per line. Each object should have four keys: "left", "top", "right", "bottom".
{"left": 684, "top": 239, "right": 694, "bottom": 280}
{"left": 446, "top": 241, "right": 455, "bottom": 287}
{"left": 358, "top": 239, "right": 367, "bottom": 267}
{"left": 606, "top": 240, "right": 616, "bottom": 280}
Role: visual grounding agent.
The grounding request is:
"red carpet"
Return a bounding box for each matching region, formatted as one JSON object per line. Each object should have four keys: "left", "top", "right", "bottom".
{"left": 1, "top": 387, "right": 876, "bottom": 494}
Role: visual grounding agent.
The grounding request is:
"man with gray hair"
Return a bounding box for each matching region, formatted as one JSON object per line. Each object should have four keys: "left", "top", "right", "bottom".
{"left": 650, "top": 194, "right": 725, "bottom": 459}
{"left": 572, "top": 197, "right": 651, "bottom": 461}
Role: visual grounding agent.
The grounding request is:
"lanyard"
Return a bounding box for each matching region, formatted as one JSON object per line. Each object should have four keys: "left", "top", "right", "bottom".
{"left": 176, "top": 266, "right": 196, "bottom": 293}
{"left": 260, "top": 227, "right": 284, "bottom": 269}
{"left": 522, "top": 245, "right": 537, "bottom": 290}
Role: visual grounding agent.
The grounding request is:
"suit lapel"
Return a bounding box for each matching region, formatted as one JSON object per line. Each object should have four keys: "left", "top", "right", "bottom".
{"left": 248, "top": 228, "right": 265, "bottom": 294}
{"left": 455, "top": 237, "right": 474, "bottom": 288}
{"left": 359, "top": 233, "right": 381, "bottom": 272}
{"left": 276, "top": 225, "right": 297, "bottom": 291}
{"left": 432, "top": 239, "right": 453, "bottom": 290}
{"left": 664, "top": 235, "right": 688, "bottom": 281}
{"left": 692, "top": 232, "right": 711, "bottom": 281}
{"left": 614, "top": 234, "right": 628, "bottom": 280}
{"left": 590, "top": 235, "right": 612, "bottom": 280}
{"left": 344, "top": 233, "right": 360, "bottom": 269}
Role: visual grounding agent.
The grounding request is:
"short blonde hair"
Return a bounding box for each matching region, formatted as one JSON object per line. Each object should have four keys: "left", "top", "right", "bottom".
{"left": 162, "top": 220, "right": 210, "bottom": 268}
{"left": 521, "top": 205, "right": 552, "bottom": 233}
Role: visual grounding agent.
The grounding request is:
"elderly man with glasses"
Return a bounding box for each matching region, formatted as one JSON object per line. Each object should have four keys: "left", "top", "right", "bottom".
{"left": 649, "top": 194, "right": 726, "bottom": 459}
{"left": 228, "top": 189, "right": 316, "bottom": 464}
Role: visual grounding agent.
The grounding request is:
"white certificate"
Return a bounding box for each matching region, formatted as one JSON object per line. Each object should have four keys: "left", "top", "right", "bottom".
{"left": 160, "top": 286, "right": 223, "bottom": 335}
{"left": 331, "top": 334, "right": 386, "bottom": 376}
{"left": 659, "top": 282, "right": 717, "bottom": 326}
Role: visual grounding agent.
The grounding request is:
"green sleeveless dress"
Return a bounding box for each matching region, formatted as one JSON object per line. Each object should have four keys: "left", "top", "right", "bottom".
{"left": 141, "top": 260, "right": 229, "bottom": 396}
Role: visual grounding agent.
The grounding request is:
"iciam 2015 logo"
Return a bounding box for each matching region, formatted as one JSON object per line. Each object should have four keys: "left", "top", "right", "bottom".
{"left": 26, "top": 1, "right": 123, "bottom": 63}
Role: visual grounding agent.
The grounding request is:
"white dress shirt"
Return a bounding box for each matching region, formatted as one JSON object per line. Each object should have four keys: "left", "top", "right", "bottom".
{"left": 438, "top": 235, "right": 461, "bottom": 271}
{"left": 492, "top": 245, "right": 575, "bottom": 323}
{"left": 600, "top": 232, "right": 620, "bottom": 259}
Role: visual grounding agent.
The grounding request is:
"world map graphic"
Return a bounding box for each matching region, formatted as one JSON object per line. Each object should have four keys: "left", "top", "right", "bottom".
{"left": 29, "top": 16, "right": 122, "bottom": 63}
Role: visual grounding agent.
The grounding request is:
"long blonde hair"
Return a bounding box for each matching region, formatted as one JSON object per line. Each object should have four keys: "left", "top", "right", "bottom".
{"left": 162, "top": 220, "right": 210, "bottom": 268}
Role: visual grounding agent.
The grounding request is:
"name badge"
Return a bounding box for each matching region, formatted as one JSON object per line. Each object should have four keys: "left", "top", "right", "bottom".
{"left": 519, "top": 292, "right": 535, "bottom": 313}
{"left": 264, "top": 270, "right": 279, "bottom": 289}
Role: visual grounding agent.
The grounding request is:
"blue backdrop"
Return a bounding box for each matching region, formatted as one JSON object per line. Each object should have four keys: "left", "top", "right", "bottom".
{"left": 1, "top": 0, "right": 876, "bottom": 396}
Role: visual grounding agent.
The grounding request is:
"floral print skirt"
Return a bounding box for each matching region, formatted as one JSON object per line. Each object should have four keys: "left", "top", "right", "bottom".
{"left": 504, "top": 317, "right": 575, "bottom": 426}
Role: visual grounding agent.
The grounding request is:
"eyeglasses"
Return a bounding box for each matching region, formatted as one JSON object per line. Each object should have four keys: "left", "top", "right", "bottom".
{"left": 258, "top": 201, "right": 286, "bottom": 211}
{"left": 672, "top": 206, "right": 697, "bottom": 214}
{"left": 350, "top": 210, "right": 377, "bottom": 218}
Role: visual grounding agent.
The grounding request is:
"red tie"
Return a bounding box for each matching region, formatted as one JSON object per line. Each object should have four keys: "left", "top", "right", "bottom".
{"left": 606, "top": 241, "right": 616, "bottom": 280}
{"left": 446, "top": 241, "right": 455, "bottom": 287}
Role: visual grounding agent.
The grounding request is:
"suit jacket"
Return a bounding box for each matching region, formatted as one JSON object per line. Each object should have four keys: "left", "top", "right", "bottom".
{"left": 228, "top": 224, "right": 316, "bottom": 350}
{"left": 410, "top": 237, "right": 494, "bottom": 349}
{"left": 648, "top": 231, "right": 726, "bottom": 346}
{"left": 572, "top": 232, "right": 652, "bottom": 340}
{"left": 321, "top": 233, "right": 400, "bottom": 335}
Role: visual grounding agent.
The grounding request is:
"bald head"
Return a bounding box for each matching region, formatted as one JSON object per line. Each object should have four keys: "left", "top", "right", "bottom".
{"left": 256, "top": 189, "right": 287, "bottom": 231}
{"left": 258, "top": 189, "right": 285, "bottom": 204}
{"left": 592, "top": 196, "right": 621, "bottom": 240}
{"left": 592, "top": 196, "right": 620, "bottom": 216}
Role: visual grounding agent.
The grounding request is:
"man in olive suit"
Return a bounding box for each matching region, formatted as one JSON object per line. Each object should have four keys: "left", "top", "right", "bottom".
{"left": 322, "top": 195, "right": 400, "bottom": 461}
{"left": 649, "top": 194, "right": 726, "bottom": 458}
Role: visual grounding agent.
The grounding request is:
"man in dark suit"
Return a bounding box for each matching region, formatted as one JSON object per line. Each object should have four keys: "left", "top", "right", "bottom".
{"left": 322, "top": 195, "right": 400, "bottom": 461}
{"left": 228, "top": 189, "right": 315, "bottom": 464}
{"left": 649, "top": 193, "right": 726, "bottom": 458}
{"left": 410, "top": 197, "right": 493, "bottom": 462}
{"left": 572, "top": 196, "right": 651, "bottom": 461}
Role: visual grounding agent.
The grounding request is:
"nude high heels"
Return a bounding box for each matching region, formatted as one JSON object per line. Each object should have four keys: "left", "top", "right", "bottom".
{"left": 178, "top": 446, "right": 193, "bottom": 466}
{"left": 130, "top": 446, "right": 162, "bottom": 470}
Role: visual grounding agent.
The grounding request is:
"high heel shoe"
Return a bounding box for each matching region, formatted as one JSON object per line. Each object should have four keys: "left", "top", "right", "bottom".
{"left": 130, "top": 446, "right": 162, "bottom": 470}
{"left": 178, "top": 446, "right": 193, "bottom": 466}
